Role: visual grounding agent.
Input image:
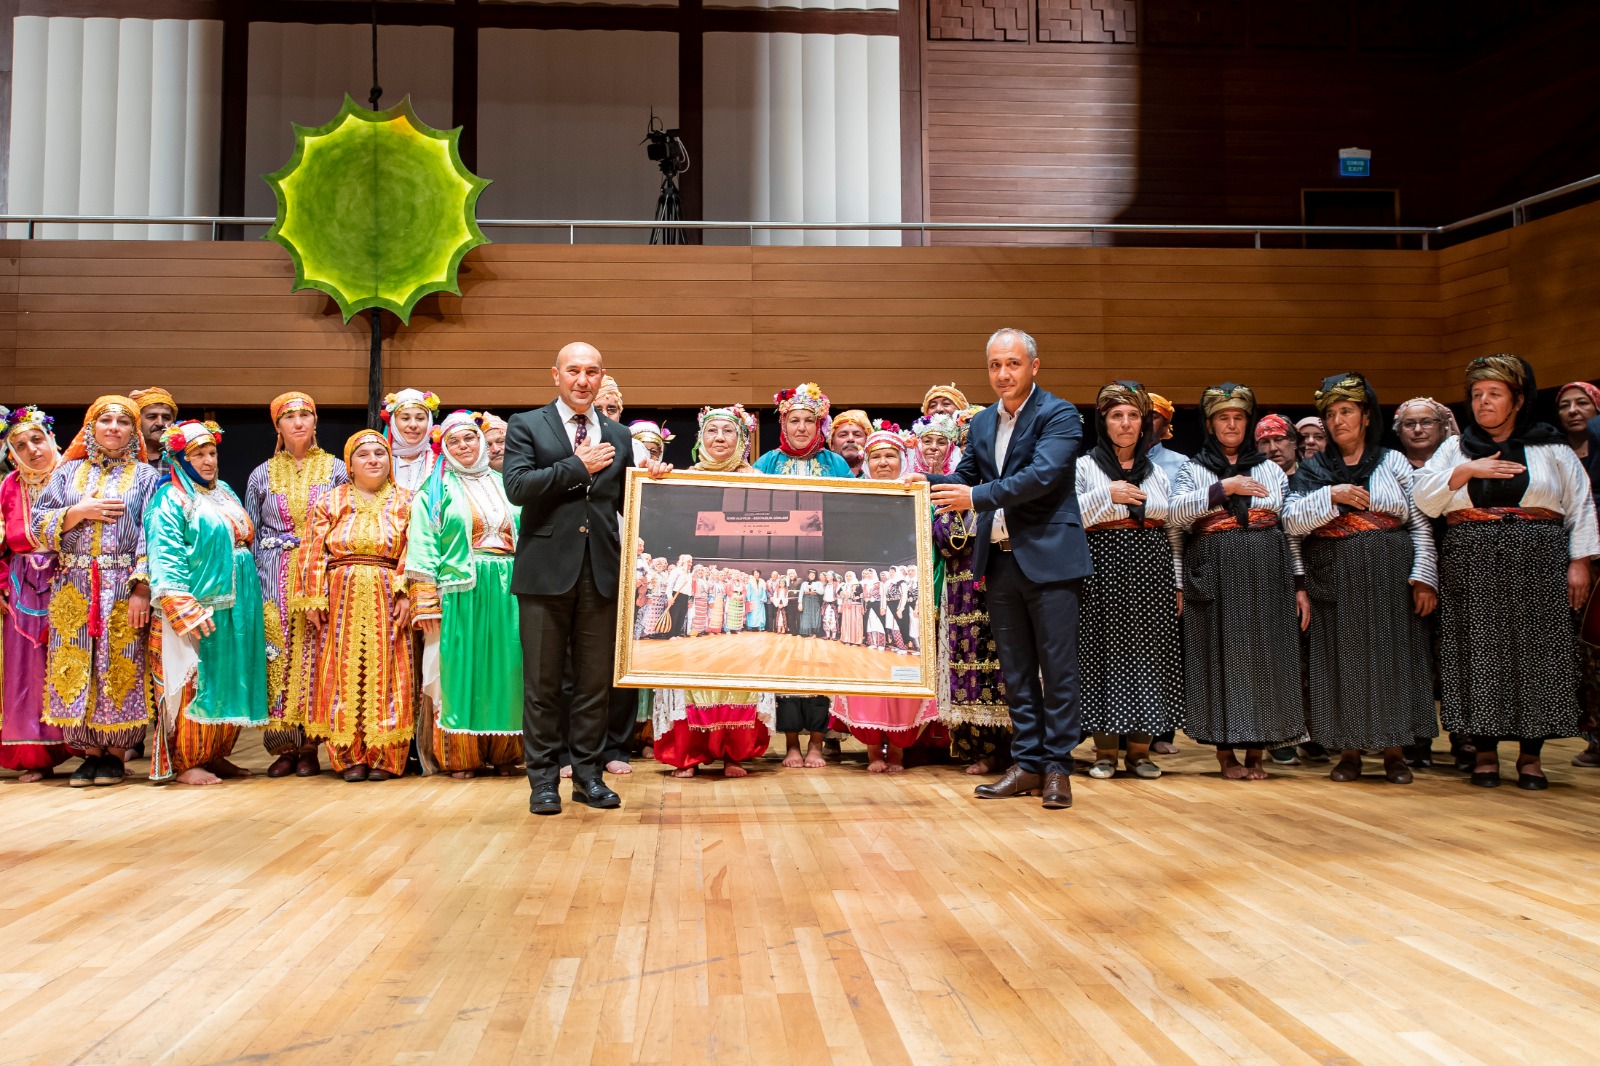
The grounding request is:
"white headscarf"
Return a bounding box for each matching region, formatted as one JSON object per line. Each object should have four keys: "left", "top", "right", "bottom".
{"left": 438, "top": 410, "right": 507, "bottom": 537}
{"left": 385, "top": 388, "right": 436, "bottom": 463}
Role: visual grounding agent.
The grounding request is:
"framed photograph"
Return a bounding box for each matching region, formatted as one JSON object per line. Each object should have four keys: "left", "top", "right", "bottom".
{"left": 614, "top": 468, "right": 938, "bottom": 698}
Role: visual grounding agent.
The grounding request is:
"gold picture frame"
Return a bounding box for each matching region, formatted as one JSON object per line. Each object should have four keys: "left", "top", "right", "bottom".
{"left": 614, "top": 468, "right": 938, "bottom": 698}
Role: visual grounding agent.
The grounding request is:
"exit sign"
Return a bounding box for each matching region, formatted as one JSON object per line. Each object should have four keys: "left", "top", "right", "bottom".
{"left": 1338, "top": 148, "right": 1372, "bottom": 177}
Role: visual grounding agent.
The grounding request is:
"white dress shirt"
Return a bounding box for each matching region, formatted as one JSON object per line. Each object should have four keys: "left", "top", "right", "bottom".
{"left": 554, "top": 397, "right": 601, "bottom": 452}
{"left": 990, "top": 385, "right": 1036, "bottom": 543}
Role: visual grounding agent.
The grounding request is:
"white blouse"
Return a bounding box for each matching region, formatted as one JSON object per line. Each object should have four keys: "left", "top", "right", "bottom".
{"left": 393, "top": 454, "right": 434, "bottom": 494}
{"left": 1169, "top": 458, "right": 1302, "bottom": 576}
{"left": 1413, "top": 437, "right": 1600, "bottom": 559}
{"left": 1074, "top": 455, "right": 1184, "bottom": 587}
{"left": 1282, "top": 449, "right": 1438, "bottom": 589}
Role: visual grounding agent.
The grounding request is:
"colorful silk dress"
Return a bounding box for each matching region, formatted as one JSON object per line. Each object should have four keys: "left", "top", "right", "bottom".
{"left": 839, "top": 583, "right": 865, "bottom": 645}
{"left": 0, "top": 467, "right": 73, "bottom": 772}
{"left": 407, "top": 468, "right": 523, "bottom": 775}
{"left": 934, "top": 511, "right": 1011, "bottom": 765}
{"left": 144, "top": 474, "right": 270, "bottom": 780}
{"left": 743, "top": 575, "right": 767, "bottom": 630}
{"left": 244, "top": 448, "right": 347, "bottom": 754}
{"left": 725, "top": 579, "right": 746, "bottom": 633}
{"left": 32, "top": 450, "right": 161, "bottom": 750}
{"left": 298, "top": 484, "right": 416, "bottom": 775}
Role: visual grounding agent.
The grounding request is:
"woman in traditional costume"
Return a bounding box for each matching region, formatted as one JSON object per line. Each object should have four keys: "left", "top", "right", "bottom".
{"left": 839, "top": 572, "right": 865, "bottom": 646}
{"left": 629, "top": 420, "right": 673, "bottom": 462}
{"left": 1283, "top": 373, "right": 1439, "bottom": 784}
{"left": 406, "top": 411, "right": 524, "bottom": 780}
{"left": 831, "top": 428, "right": 943, "bottom": 772}
{"left": 382, "top": 388, "right": 441, "bottom": 493}
{"left": 245, "top": 391, "right": 348, "bottom": 778}
{"left": 1414, "top": 355, "right": 1597, "bottom": 789}
{"left": 1169, "top": 383, "right": 1310, "bottom": 781}
{"left": 1074, "top": 382, "right": 1185, "bottom": 781}
{"left": 32, "top": 396, "right": 161, "bottom": 787}
{"left": 0, "top": 407, "right": 73, "bottom": 780}
{"left": 743, "top": 568, "right": 767, "bottom": 632}
{"left": 298, "top": 430, "right": 418, "bottom": 781}
{"left": 144, "top": 420, "right": 270, "bottom": 784}
{"left": 652, "top": 405, "right": 775, "bottom": 777}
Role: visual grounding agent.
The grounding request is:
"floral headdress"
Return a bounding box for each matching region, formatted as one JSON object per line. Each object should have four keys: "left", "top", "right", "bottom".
{"left": 694, "top": 405, "right": 755, "bottom": 472}
{"left": 160, "top": 419, "right": 223, "bottom": 457}
{"left": 629, "top": 420, "right": 674, "bottom": 449}
{"left": 774, "top": 382, "right": 831, "bottom": 459}
{"left": 381, "top": 388, "right": 441, "bottom": 462}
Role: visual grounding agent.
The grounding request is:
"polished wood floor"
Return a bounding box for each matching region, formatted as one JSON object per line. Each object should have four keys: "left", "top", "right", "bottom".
{"left": 630, "top": 630, "right": 915, "bottom": 685}
{"left": 4, "top": 733, "right": 1600, "bottom": 1065}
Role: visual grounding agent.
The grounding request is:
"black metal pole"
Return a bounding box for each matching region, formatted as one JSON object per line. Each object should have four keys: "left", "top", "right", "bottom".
{"left": 368, "top": 309, "right": 383, "bottom": 429}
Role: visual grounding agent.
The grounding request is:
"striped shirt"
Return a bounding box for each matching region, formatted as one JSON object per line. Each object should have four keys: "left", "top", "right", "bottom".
{"left": 1169, "top": 457, "right": 1303, "bottom": 576}
{"left": 1074, "top": 455, "right": 1184, "bottom": 587}
{"left": 1414, "top": 437, "right": 1600, "bottom": 559}
{"left": 1282, "top": 448, "right": 1438, "bottom": 589}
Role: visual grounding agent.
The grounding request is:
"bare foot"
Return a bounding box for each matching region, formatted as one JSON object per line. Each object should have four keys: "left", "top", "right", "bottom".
{"left": 1243, "top": 750, "right": 1269, "bottom": 781}
{"left": 867, "top": 750, "right": 888, "bottom": 773}
{"left": 18, "top": 769, "right": 50, "bottom": 783}
{"left": 671, "top": 765, "right": 696, "bottom": 778}
{"left": 559, "top": 764, "right": 573, "bottom": 779}
{"left": 781, "top": 745, "right": 805, "bottom": 768}
{"left": 450, "top": 770, "right": 475, "bottom": 780}
{"left": 724, "top": 761, "right": 747, "bottom": 778}
{"left": 175, "top": 766, "right": 222, "bottom": 786}
{"left": 1217, "top": 752, "right": 1250, "bottom": 781}
{"left": 206, "top": 757, "right": 252, "bottom": 779}
{"left": 885, "top": 747, "right": 905, "bottom": 774}
{"left": 1152, "top": 740, "right": 1179, "bottom": 756}
{"left": 965, "top": 757, "right": 992, "bottom": 776}
{"left": 803, "top": 742, "right": 828, "bottom": 768}
{"left": 495, "top": 763, "right": 521, "bottom": 777}
{"left": 606, "top": 760, "right": 632, "bottom": 775}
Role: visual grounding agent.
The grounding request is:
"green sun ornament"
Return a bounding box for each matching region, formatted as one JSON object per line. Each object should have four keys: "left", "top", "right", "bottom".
{"left": 264, "top": 94, "right": 490, "bottom": 323}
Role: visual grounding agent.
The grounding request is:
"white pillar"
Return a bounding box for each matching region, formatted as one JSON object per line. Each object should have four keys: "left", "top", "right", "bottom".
{"left": 77, "top": 19, "right": 121, "bottom": 240}
{"left": 833, "top": 34, "right": 869, "bottom": 247}
{"left": 799, "top": 35, "right": 836, "bottom": 246}
{"left": 768, "top": 33, "right": 804, "bottom": 247}
{"left": 113, "top": 19, "right": 155, "bottom": 240}
{"left": 40, "top": 18, "right": 85, "bottom": 239}
{"left": 147, "top": 19, "right": 189, "bottom": 240}
{"left": 183, "top": 20, "right": 222, "bottom": 239}
{"left": 866, "top": 34, "right": 902, "bottom": 246}
{"left": 7, "top": 17, "right": 50, "bottom": 238}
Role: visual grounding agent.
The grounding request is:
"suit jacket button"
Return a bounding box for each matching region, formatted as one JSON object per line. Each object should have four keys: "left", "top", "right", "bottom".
{"left": 579, "top": 525, "right": 587, "bottom": 534}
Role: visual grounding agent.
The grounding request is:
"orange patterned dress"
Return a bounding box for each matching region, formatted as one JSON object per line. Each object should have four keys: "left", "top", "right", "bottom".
{"left": 297, "top": 483, "right": 416, "bottom": 774}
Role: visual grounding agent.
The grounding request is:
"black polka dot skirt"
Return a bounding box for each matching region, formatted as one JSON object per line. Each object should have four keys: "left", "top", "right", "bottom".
{"left": 1079, "top": 527, "right": 1185, "bottom": 736}
{"left": 1181, "top": 526, "right": 1305, "bottom": 748}
{"left": 1437, "top": 518, "right": 1580, "bottom": 740}
{"left": 1302, "top": 528, "right": 1437, "bottom": 750}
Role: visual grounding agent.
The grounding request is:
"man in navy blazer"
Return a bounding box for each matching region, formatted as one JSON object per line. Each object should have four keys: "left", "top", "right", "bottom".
{"left": 926, "top": 328, "right": 1091, "bottom": 809}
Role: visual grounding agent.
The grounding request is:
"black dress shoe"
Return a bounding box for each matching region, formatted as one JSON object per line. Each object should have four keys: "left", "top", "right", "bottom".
{"left": 974, "top": 765, "right": 1042, "bottom": 799}
{"left": 571, "top": 776, "right": 621, "bottom": 809}
{"left": 1041, "top": 770, "right": 1072, "bottom": 810}
{"left": 1470, "top": 770, "right": 1501, "bottom": 788}
{"left": 1517, "top": 772, "right": 1550, "bottom": 791}
{"left": 529, "top": 786, "right": 562, "bottom": 815}
{"left": 70, "top": 756, "right": 101, "bottom": 788}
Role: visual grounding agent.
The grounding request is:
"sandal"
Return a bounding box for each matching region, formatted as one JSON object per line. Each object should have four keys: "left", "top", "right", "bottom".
{"left": 1126, "top": 755, "right": 1161, "bottom": 780}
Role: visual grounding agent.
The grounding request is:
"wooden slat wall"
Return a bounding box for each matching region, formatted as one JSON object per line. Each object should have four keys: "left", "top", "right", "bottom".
{"left": 3, "top": 238, "right": 1459, "bottom": 411}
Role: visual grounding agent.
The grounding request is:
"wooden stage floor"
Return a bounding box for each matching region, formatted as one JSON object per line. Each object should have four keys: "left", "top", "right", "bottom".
{"left": 5, "top": 733, "right": 1600, "bottom": 1065}
{"left": 630, "top": 631, "right": 912, "bottom": 686}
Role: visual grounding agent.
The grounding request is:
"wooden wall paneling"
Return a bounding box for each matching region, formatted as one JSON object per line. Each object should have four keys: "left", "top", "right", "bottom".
{"left": 1037, "top": 0, "right": 1137, "bottom": 44}
{"left": 928, "top": 0, "right": 1030, "bottom": 42}
{"left": 0, "top": 242, "right": 17, "bottom": 406}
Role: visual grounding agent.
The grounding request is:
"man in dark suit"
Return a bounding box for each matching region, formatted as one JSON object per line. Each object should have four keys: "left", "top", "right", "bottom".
{"left": 925, "top": 328, "right": 1091, "bottom": 809}
{"left": 502, "top": 341, "right": 670, "bottom": 815}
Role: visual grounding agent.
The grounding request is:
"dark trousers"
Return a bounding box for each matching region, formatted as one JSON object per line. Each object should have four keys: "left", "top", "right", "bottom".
{"left": 520, "top": 552, "right": 617, "bottom": 789}
{"left": 668, "top": 592, "right": 691, "bottom": 636}
{"left": 603, "top": 685, "right": 638, "bottom": 764}
{"left": 985, "top": 551, "right": 1083, "bottom": 775}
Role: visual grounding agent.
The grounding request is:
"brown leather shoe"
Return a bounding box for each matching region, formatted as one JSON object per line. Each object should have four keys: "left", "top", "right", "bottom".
{"left": 296, "top": 749, "right": 321, "bottom": 778}
{"left": 342, "top": 764, "right": 369, "bottom": 782}
{"left": 266, "top": 752, "right": 298, "bottom": 778}
{"left": 974, "top": 765, "right": 1042, "bottom": 799}
{"left": 1041, "top": 770, "right": 1072, "bottom": 809}
{"left": 1329, "top": 756, "right": 1363, "bottom": 782}
{"left": 1382, "top": 757, "right": 1414, "bottom": 784}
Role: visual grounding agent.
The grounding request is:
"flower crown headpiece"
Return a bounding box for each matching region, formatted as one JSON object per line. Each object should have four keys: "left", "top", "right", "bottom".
{"left": 4, "top": 405, "right": 54, "bottom": 437}
{"left": 380, "top": 389, "right": 442, "bottom": 424}
{"left": 160, "top": 419, "right": 223, "bottom": 456}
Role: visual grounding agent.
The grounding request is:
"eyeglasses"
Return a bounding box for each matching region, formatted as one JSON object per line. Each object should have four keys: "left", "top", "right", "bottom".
{"left": 1398, "top": 419, "right": 1440, "bottom": 431}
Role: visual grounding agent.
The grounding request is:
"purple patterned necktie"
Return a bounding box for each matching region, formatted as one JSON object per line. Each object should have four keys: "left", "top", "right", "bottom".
{"left": 571, "top": 412, "right": 588, "bottom": 448}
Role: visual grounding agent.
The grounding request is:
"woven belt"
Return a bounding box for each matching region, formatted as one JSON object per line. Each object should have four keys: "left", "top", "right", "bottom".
{"left": 1192, "top": 508, "right": 1280, "bottom": 537}
{"left": 328, "top": 555, "right": 397, "bottom": 570}
{"left": 258, "top": 534, "right": 301, "bottom": 551}
{"left": 1447, "top": 506, "right": 1562, "bottom": 526}
{"left": 1087, "top": 518, "right": 1166, "bottom": 532}
{"left": 60, "top": 552, "right": 134, "bottom": 570}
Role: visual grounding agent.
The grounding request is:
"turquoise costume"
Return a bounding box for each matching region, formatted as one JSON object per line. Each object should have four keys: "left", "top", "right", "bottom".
{"left": 753, "top": 448, "right": 853, "bottom": 478}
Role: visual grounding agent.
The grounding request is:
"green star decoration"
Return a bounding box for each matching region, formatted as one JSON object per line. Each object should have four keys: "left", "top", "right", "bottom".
{"left": 264, "top": 94, "right": 490, "bottom": 324}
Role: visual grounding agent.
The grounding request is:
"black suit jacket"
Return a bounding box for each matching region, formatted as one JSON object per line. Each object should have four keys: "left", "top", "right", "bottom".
{"left": 929, "top": 387, "right": 1091, "bottom": 584}
{"left": 502, "top": 402, "right": 633, "bottom": 598}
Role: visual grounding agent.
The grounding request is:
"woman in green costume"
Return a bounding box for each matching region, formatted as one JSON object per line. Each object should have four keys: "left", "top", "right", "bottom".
{"left": 144, "top": 420, "right": 270, "bottom": 784}
{"left": 408, "top": 410, "right": 524, "bottom": 778}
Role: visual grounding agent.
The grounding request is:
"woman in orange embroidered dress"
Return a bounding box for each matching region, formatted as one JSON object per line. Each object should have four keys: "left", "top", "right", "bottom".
{"left": 298, "top": 430, "right": 417, "bottom": 781}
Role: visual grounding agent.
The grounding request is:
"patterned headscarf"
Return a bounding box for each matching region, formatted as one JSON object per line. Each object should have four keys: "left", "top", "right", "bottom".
{"left": 1459, "top": 354, "right": 1563, "bottom": 506}
{"left": 343, "top": 428, "right": 391, "bottom": 470}
{"left": 1559, "top": 380, "right": 1600, "bottom": 412}
{"left": 1201, "top": 382, "right": 1255, "bottom": 421}
{"left": 921, "top": 383, "right": 969, "bottom": 416}
{"left": 4, "top": 405, "right": 60, "bottom": 481}
{"left": 63, "top": 395, "right": 147, "bottom": 463}
{"left": 269, "top": 391, "right": 318, "bottom": 453}
{"left": 1195, "top": 382, "right": 1263, "bottom": 527}
{"left": 955, "top": 405, "right": 984, "bottom": 448}
{"left": 774, "top": 382, "right": 831, "bottom": 459}
{"left": 629, "top": 420, "right": 673, "bottom": 451}
{"left": 909, "top": 413, "right": 960, "bottom": 475}
{"left": 160, "top": 419, "right": 224, "bottom": 490}
{"left": 382, "top": 388, "right": 440, "bottom": 462}
{"left": 694, "top": 405, "right": 754, "bottom": 473}
{"left": 482, "top": 411, "right": 508, "bottom": 433}
{"left": 830, "top": 408, "right": 871, "bottom": 441}
{"left": 1147, "top": 392, "right": 1175, "bottom": 440}
{"left": 438, "top": 410, "right": 490, "bottom": 477}
{"left": 1295, "top": 372, "right": 1385, "bottom": 494}
{"left": 596, "top": 375, "right": 623, "bottom": 412}
{"left": 1254, "top": 413, "right": 1294, "bottom": 442}
{"left": 1295, "top": 415, "right": 1325, "bottom": 437}
{"left": 129, "top": 387, "right": 178, "bottom": 416}
{"left": 863, "top": 421, "right": 908, "bottom": 479}
{"left": 1391, "top": 397, "right": 1459, "bottom": 438}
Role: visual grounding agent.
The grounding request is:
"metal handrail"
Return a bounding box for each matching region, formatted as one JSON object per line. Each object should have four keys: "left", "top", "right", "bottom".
{"left": 3, "top": 171, "right": 1597, "bottom": 246}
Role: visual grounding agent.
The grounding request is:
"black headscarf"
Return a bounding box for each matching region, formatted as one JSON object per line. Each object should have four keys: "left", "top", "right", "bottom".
{"left": 1090, "top": 380, "right": 1155, "bottom": 527}
{"left": 1194, "top": 382, "right": 1266, "bottom": 527}
{"left": 1291, "top": 372, "right": 1387, "bottom": 501}
{"left": 1457, "top": 355, "right": 1564, "bottom": 507}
